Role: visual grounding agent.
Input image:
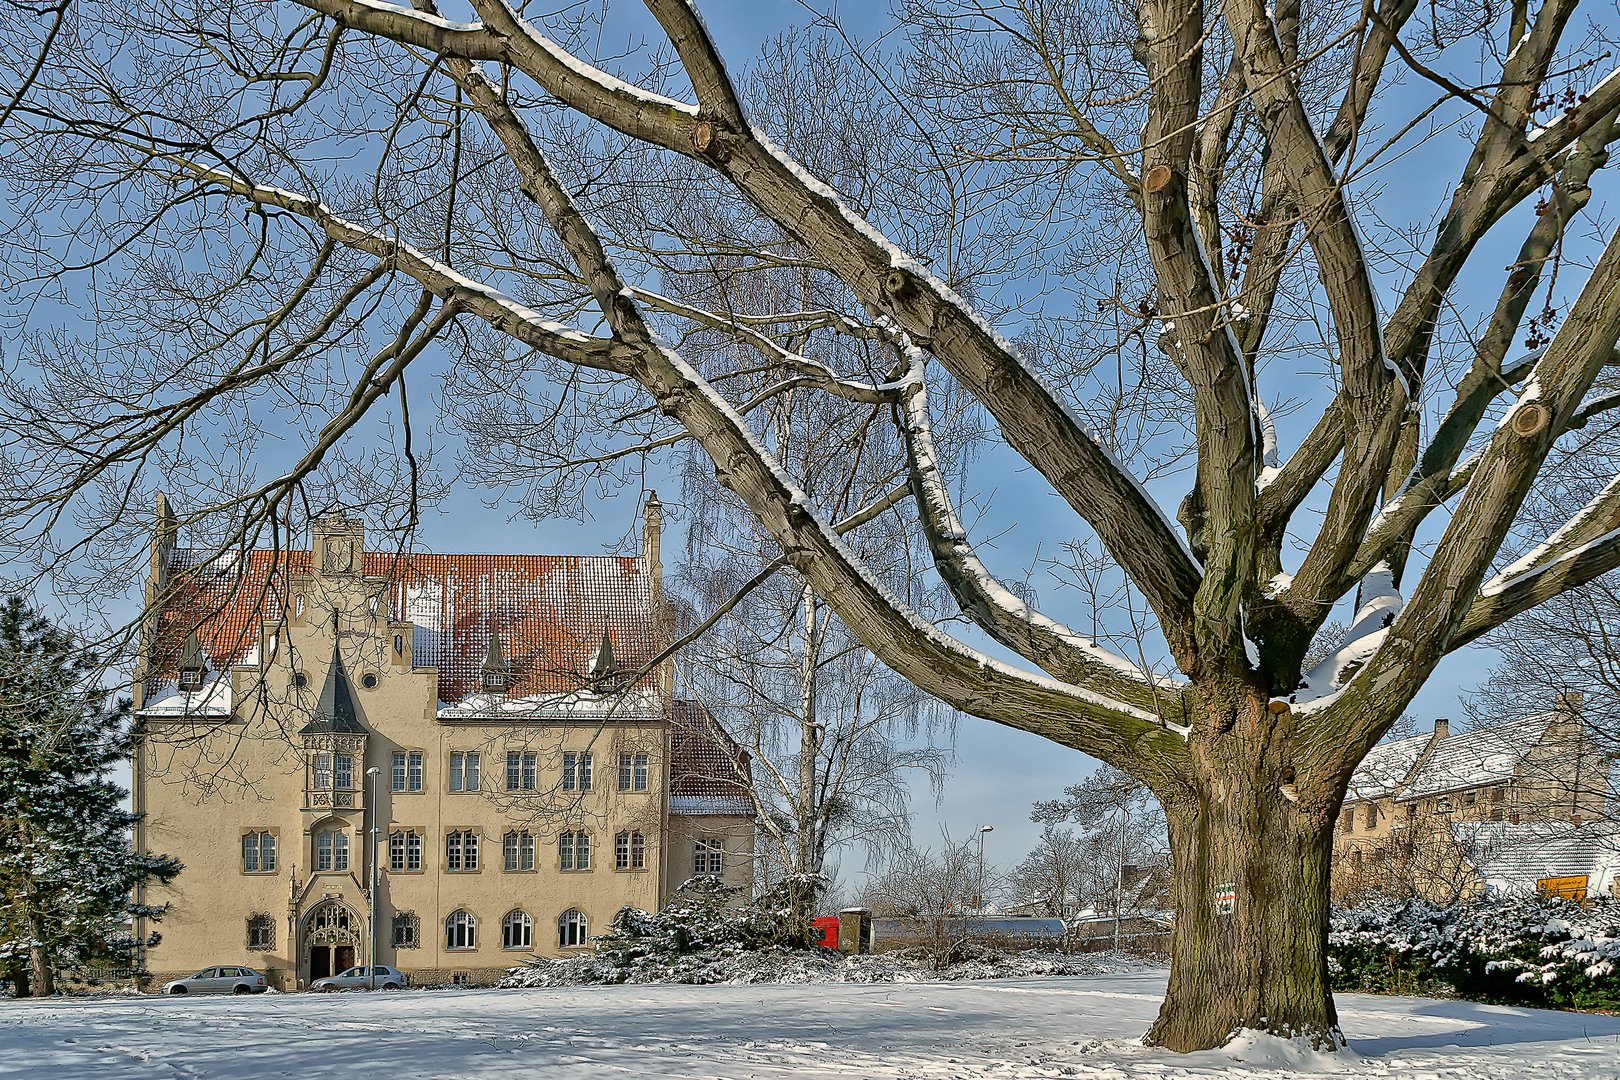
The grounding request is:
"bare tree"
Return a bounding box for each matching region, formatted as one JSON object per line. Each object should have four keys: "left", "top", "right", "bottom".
{"left": 1032, "top": 767, "right": 1171, "bottom": 923}
{"left": 5, "top": 0, "right": 1620, "bottom": 1052}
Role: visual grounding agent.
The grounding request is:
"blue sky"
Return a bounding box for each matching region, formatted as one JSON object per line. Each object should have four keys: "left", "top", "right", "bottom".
{"left": 19, "top": 0, "right": 1583, "bottom": 888}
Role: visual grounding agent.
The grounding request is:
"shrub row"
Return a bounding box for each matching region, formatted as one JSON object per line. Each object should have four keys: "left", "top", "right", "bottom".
{"left": 1329, "top": 896, "right": 1620, "bottom": 1010}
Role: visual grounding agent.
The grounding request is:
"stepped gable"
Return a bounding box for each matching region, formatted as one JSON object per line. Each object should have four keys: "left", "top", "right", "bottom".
{"left": 143, "top": 545, "right": 656, "bottom": 709}
{"left": 668, "top": 699, "right": 753, "bottom": 816}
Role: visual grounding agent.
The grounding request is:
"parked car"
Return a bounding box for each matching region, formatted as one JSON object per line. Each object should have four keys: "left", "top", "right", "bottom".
{"left": 161, "top": 966, "right": 268, "bottom": 994}
{"left": 310, "top": 965, "right": 409, "bottom": 991}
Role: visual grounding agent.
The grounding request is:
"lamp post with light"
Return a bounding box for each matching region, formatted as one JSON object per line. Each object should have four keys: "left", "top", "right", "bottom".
{"left": 976, "top": 825, "right": 994, "bottom": 915}
{"left": 366, "top": 765, "right": 381, "bottom": 989}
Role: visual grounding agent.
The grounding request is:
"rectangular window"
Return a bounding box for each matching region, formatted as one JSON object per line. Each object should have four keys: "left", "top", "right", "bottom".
{"left": 521, "top": 832, "right": 534, "bottom": 871}
{"left": 317, "top": 831, "right": 348, "bottom": 872}
{"left": 450, "top": 751, "right": 481, "bottom": 793}
{"left": 563, "top": 752, "right": 592, "bottom": 791}
{"left": 504, "top": 832, "right": 517, "bottom": 871}
{"left": 506, "top": 751, "right": 521, "bottom": 792}
{"left": 694, "top": 839, "right": 722, "bottom": 877}
{"left": 334, "top": 752, "right": 354, "bottom": 790}
{"left": 1341, "top": 810, "right": 1354, "bottom": 834}
{"left": 560, "top": 831, "right": 592, "bottom": 870}
{"left": 447, "top": 831, "right": 478, "bottom": 872}
{"left": 313, "top": 752, "right": 332, "bottom": 791}
{"left": 618, "top": 752, "right": 649, "bottom": 792}
{"left": 1364, "top": 804, "right": 1377, "bottom": 830}
{"left": 615, "top": 830, "right": 644, "bottom": 871}
{"left": 522, "top": 752, "right": 537, "bottom": 791}
{"left": 392, "top": 751, "right": 407, "bottom": 792}
{"left": 242, "top": 831, "right": 276, "bottom": 874}
{"left": 408, "top": 751, "right": 423, "bottom": 791}
{"left": 389, "top": 832, "right": 422, "bottom": 873}
{"left": 502, "top": 831, "right": 536, "bottom": 872}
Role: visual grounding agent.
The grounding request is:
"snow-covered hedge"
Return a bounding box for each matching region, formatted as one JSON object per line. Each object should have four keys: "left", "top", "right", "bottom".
{"left": 499, "top": 875, "right": 1156, "bottom": 989}
{"left": 1329, "top": 896, "right": 1620, "bottom": 1009}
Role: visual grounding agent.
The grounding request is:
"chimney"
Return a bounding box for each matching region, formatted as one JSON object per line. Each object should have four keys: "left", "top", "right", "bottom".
{"left": 151, "top": 491, "right": 178, "bottom": 590}
{"left": 1433, "top": 718, "right": 1450, "bottom": 739}
{"left": 642, "top": 490, "right": 663, "bottom": 582}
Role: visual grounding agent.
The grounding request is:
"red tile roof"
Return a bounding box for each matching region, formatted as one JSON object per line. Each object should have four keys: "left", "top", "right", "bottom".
{"left": 145, "top": 547, "right": 658, "bottom": 706}
{"left": 669, "top": 699, "right": 752, "bottom": 811}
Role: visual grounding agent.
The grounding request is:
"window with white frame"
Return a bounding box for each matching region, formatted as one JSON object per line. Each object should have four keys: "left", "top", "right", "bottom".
{"left": 562, "top": 751, "right": 592, "bottom": 791}
{"left": 388, "top": 831, "right": 423, "bottom": 873}
{"left": 559, "top": 830, "right": 591, "bottom": 871}
{"left": 502, "top": 910, "right": 533, "bottom": 950}
{"left": 391, "top": 911, "right": 420, "bottom": 949}
{"left": 693, "top": 838, "right": 723, "bottom": 877}
{"left": 449, "top": 751, "right": 481, "bottom": 793}
{"left": 316, "top": 829, "right": 349, "bottom": 872}
{"left": 614, "top": 830, "right": 646, "bottom": 871}
{"left": 246, "top": 913, "right": 275, "bottom": 950}
{"left": 391, "top": 750, "right": 424, "bottom": 793}
{"left": 618, "top": 752, "right": 649, "bottom": 792}
{"left": 506, "top": 750, "right": 538, "bottom": 791}
{"left": 503, "top": 831, "right": 535, "bottom": 872}
{"left": 445, "top": 910, "right": 476, "bottom": 950}
{"left": 446, "top": 830, "right": 479, "bottom": 872}
{"left": 242, "top": 831, "right": 276, "bottom": 874}
{"left": 333, "top": 751, "right": 354, "bottom": 790}
{"left": 557, "top": 908, "right": 588, "bottom": 948}
{"left": 312, "top": 752, "right": 332, "bottom": 790}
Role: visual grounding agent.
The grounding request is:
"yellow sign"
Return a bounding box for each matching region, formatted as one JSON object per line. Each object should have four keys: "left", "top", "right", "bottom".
{"left": 1536, "top": 875, "right": 1589, "bottom": 901}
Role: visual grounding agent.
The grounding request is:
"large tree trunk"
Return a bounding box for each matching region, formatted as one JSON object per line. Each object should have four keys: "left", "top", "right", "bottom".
{"left": 1146, "top": 734, "right": 1339, "bottom": 1052}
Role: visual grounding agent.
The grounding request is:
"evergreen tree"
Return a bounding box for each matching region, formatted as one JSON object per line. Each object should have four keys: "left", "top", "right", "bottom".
{"left": 0, "top": 597, "right": 180, "bottom": 996}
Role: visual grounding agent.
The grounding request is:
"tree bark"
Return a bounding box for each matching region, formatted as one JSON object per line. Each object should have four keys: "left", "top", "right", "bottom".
{"left": 1146, "top": 713, "right": 1339, "bottom": 1051}
{"left": 27, "top": 907, "right": 54, "bottom": 998}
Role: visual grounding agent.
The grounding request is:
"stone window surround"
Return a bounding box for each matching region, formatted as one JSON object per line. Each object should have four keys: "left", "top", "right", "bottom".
{"left": 387, "top": 829, "right": 425, "bottom": 874}
{"left": 445, "top": 828, "right": 482, "bottom": 873}
{"left": 240, "top": 827, "right": 280, "bottom": 875}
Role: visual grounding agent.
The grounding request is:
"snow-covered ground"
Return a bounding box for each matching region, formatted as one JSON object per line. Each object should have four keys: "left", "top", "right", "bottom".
{"left": 3, "top": 972, "right": 1618, "bottom": 1079}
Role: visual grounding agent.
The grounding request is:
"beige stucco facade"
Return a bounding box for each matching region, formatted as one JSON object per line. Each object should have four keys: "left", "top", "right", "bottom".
{"left": 133, "top": 506, "right": 754, "bottom": 989}
{"left": 1332, "top": 704, "right": 1614, "bottom": 903}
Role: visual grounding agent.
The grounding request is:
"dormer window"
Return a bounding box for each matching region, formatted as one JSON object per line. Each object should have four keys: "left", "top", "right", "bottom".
{"left": 482, "top": 629, "right": 510, "bottom": 694}
{"left": 588, "top": 630, "right": 623, "bottom": 693}
{"left": 177, "top": 631, "right": 207, "bottom": 692}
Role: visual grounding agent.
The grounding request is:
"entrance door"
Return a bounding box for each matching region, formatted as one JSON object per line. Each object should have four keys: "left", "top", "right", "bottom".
{"left": 334, "top": 945, "right": 356, "bottom": 973}
{"left": 310, "top": 947, "right": 332, "bottom": 983}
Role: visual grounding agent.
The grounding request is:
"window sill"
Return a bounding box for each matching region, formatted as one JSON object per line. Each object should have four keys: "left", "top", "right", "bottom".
{"left": 501, "top": 868, "right": 539, "bottom": 875}
{"left": 387, "top": 869, "right": 426, "bottom": 876}
{"left": 241, "top": 870, "right": 279, "bottom": 876}
{"left": 613, "top": 867, "right": 649, "bottom": 874}
{"left": 501, "top": 946, "right": 534, "bottom": 952}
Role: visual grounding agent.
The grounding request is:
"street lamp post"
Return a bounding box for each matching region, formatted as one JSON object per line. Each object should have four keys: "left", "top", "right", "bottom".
{"left": 366, "top": 766, "right": 381, "bottom": 990}
{"left": 976, "top": 825, "right": 994, "bottom": 916}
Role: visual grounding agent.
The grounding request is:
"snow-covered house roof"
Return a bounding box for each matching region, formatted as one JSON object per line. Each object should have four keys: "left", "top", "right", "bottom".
{"left": 140, "top": 546, "right": 660, "bottom": 715}
{"left": 1398, "top": 715, "right": 1553, "bottom": 801}
{"left": 1453, "top": 820, "right": 1620, "bottom": 896}
{"left": 668, "top": 699, "right": 752, "bottom": 816}
{"left": 1346, "top": 732, "right": 1428, "bottom": 801}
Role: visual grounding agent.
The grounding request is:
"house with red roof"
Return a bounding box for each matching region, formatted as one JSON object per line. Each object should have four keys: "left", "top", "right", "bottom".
{"left": 131, "top": 495, "right": 753, "bottom": 989}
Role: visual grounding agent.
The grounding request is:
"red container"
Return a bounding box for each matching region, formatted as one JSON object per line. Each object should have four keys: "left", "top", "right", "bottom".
{"left": 810, "top": 916, "right": 839, "bottom": 949}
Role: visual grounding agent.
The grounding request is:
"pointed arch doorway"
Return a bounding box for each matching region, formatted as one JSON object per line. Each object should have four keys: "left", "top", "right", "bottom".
{"left": 304, "top": 898, "right": 361, "bottom": 983}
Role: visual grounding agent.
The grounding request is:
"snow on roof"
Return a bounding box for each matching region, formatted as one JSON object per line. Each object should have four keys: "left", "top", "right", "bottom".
{"left": 136, "top": 676, "right": 234, "bottom": 718}
{"left": 668, "top": 699, "right": 753, "bottom": 816}
{"left": 436, "top": 686, "right": 661, "bottom": 722}
{"left": 1453, "top": 820, "right": 1620, "bottom": 892}
{"left": 145, "top": 546, "right": 659, "bottom": 711}
{"left": 1346, "top": 732, "right": 1428, "bottom": 801}
{"left": 1398, "top": 715, "right": 1553, "bottom": 801}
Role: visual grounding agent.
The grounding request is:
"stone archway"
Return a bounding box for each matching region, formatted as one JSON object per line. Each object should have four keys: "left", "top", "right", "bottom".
{"left": 303, "top": 898, "right": 361, "bottom": 984}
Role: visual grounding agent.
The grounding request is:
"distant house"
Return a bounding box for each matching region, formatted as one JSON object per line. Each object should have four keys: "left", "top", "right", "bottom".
{"left": 1332, "top": 696, "right": 1614, "bottom": 902}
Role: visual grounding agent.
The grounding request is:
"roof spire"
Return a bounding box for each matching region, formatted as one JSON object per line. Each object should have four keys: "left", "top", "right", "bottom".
{"left": 301, "top": 639, "right": 363, "bottom": 734}
{"left": 589, "top": 629, "right": 616, "bottom": 684}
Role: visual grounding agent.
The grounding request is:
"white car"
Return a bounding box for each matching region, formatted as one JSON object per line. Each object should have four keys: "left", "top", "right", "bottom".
{"left": 310, "top": 964, "right": 409, "bottom": 991}
{"left": 161, "top": 966, "right": 268, "bottom": 994}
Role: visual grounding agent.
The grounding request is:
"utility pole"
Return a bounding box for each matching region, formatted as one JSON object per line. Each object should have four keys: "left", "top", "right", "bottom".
{"left": 366, "top": 766, "right": 381, "bottom": 989}
{"left": 1114, "top": 802, "right": 1129, "bottom": 954}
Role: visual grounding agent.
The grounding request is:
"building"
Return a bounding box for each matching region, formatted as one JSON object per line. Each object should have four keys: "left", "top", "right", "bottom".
{"left": 1332, "top": 696, "right": 1615, "bottom": 902}
{"left": 131, "top": 496, "right": 753, "bottom": 989}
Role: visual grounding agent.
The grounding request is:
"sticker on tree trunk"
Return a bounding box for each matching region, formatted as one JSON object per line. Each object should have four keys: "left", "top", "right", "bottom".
{"left": 1215, "top": 883, "right": 1236, "bottom": 915}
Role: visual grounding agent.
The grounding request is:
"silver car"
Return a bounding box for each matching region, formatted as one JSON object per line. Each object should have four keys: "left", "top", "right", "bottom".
{"left": 161, "top": 966, "right": 268, "bottom": 994}
{"left": 310, "top": 964, "right": 409, "bottom": 991}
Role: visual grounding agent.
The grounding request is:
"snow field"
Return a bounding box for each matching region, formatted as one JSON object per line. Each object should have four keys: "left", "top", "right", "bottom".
{"left": 3, "top": 972, "right": 1620, "bottom": 1079}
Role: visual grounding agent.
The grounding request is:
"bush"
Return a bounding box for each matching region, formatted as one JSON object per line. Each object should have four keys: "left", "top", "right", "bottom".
{"left": 1329, "top": 896, "right": 1620, "bottom": 1010}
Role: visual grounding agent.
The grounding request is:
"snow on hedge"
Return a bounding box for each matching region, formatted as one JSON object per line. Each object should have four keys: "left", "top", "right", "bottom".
{"left": 1329, "top": 895, "right": 1620, "bottom": 1008}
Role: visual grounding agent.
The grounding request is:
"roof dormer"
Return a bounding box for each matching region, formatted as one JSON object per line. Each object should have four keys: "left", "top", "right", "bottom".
{"left": 177, "top": 630, "right": 207, "bottom": 691}
{"left": 482, "top": 629, "right": 510, "bottom": 694}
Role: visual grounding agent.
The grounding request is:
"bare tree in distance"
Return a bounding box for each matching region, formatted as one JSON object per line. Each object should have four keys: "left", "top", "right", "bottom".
{"left": 1031, "top": 767, "right": 1171, "bottom": 924}
{"left": 7, "top": 0, "right": 1620, "bottom": 1051}
{"left": 859, "top": 832, "right": 1007, "bottom": 968}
